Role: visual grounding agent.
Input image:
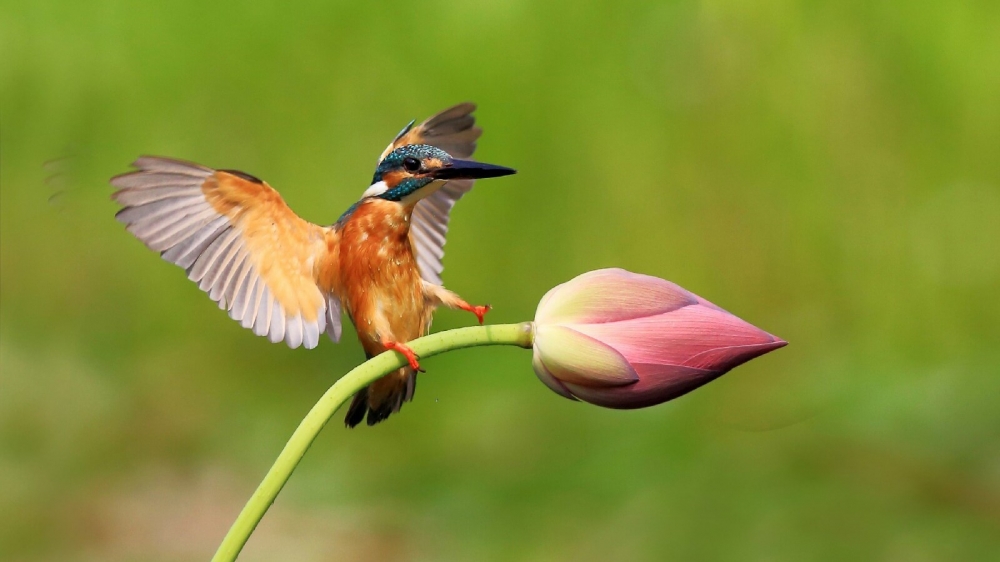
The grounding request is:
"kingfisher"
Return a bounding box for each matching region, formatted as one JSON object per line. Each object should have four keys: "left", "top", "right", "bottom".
{"left": 110, "top": 103, "right": 515, "bottom": 427}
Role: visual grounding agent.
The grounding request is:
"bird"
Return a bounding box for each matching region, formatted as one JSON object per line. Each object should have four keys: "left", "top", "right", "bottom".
{"left": 110, "top": 103, "right": 516, "bottom": 427}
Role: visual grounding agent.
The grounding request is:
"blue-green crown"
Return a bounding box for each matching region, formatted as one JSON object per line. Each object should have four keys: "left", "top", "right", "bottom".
{"left": 372, "top": 144, "right": 451, "bottom": 183}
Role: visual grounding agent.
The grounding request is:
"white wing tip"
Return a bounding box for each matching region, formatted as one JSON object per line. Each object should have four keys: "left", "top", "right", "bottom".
{"left": 285, "top": 315, "right": 304, "bottom": 349}
{"left": 302, "top": 319, "right": 320, "bottom": 349}
{"left": 269, "top": 307, "right": 286, "bottom": 344}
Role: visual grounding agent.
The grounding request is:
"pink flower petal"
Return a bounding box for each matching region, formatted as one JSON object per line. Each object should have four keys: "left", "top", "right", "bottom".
{"left": 531, "top": 348, "right": 577, "bottom": 401}
{"left": 535, "top": 268, "right": 696, "bottom": 325}
{"left": 569, "top": 304, "right": 783, "bottom": 371}
{"left": 562, "top": 364, "right": 722, "bottom": 409}
{"left": 681, "top": 338, "right": 787, "bottom": 371}
{"left": 534, "top": 325, "right": 639, "bottom": 387}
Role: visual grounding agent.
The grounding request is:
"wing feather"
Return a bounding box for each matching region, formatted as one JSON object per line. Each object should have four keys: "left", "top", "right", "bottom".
{"left": 269, "top": 304, "right": 286, "bottom": 344}
{"left": 408, "top": 179, "right": 475, "bottom": 285}
{"left": 217, "top": 249, "right": 250, "bottom": 307}
{"left": 253, "top": 286, "right": 273, "bottom": 337}
{"left": 194, "top": 228, "right": 241, "bottom": 288}
{"left": 114, "top": 186, "right": 203, "bottom": 206}
{"left": 378, "top": 102, "right": 482, "bottom": 161}
{"left": 162, "top": 216, "right": 229, "bottom": 269}
{"left": 286, "top": 315, "right": 303, "bottom": 349}
{"left": 111, "top": 156, "right": 342, "bottom": 349}
{"left": 325, "top": 294, "right": 343, "bottom": 342}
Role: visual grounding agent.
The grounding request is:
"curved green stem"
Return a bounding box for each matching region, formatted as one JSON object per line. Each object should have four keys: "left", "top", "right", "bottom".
{"left": 211, "top": 322, "right": 534, "bottom": 562}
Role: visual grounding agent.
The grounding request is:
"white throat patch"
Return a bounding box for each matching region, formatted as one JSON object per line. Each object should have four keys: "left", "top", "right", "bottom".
{"left": 362, "top": 180, "right": 389, "bottom": 198}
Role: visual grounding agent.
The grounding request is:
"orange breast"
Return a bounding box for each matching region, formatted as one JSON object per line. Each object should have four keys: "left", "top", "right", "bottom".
{"left": 331, "top": 199, "right": 429, "bottom": 354}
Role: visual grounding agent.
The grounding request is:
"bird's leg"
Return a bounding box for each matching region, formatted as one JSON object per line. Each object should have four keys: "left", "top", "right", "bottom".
{"left": 422, "top": 282, "right": 491, "bottom": 325}
{"left": 382, "top": 339, "right": 425, "bottom": 372}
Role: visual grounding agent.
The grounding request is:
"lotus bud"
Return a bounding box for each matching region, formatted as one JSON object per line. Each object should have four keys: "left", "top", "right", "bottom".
{"left": 531, "top": 269, "right": 786, "bottom": 408}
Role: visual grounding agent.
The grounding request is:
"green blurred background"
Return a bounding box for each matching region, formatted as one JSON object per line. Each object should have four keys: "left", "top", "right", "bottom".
{"left": 2, "top": 1, "right": 999, "bottom": 560}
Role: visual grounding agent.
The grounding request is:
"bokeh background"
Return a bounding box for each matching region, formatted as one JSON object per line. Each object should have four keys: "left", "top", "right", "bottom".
{"left": 3, "top": 1, "right": 999, "bottom": 560}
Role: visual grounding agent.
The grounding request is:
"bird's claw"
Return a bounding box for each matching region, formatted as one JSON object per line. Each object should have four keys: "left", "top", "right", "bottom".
{"left": 470, "top": 304, "right": 491, "bottom": 325}
{"left": 384, "top": 340, "right": 424, "bottom": 372}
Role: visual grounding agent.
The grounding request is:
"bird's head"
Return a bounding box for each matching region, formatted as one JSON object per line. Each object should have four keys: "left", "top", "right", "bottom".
{"left": 364, "top": 144, "right": 515, "bottom": 205}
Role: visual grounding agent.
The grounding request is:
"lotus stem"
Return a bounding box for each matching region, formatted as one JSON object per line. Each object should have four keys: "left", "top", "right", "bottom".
{"left": 211, "top": 322, "right": 535, "bottom": 562}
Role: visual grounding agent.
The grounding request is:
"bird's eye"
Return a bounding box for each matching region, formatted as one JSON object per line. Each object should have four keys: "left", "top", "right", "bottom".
{"left": 402, "top": 157, "right": 421, "bottom": 173}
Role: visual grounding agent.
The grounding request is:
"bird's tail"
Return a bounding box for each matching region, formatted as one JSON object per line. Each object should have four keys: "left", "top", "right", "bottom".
{"left": 345, "top": 366, "right": 417, "bottom": 427}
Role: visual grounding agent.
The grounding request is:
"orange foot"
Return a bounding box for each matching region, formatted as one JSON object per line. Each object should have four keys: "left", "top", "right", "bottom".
{"left": 459, "top": 303, "right": 492, "bottom": 325}
{"left": 383, "top": 340, "right": 425, "bottom": 372}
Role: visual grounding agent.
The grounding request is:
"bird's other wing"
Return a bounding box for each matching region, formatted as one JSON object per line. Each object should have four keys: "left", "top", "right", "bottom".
{"left": 408, "top": 179, "right": 474, "bottom": 286}
{"left": 378, "top": 102, "right": 482, "bottom": 161}
{"left": 376, "top": 103, "right": 482, "bottom": 286}
{"left": 111, "top": 157, "right": 341, "bottom": 349}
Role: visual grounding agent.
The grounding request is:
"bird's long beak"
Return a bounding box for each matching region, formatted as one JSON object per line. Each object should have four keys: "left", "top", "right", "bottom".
{"left": 432, "top": 159, "right": 516, "bottom": 180}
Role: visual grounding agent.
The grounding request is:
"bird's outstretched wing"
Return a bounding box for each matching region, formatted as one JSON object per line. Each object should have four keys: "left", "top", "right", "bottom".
{"left": 111, "top": 157, "right": 341, "bottom": 349}
{"left": 378, "top": 103, "right": 483, "bottom": 286}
